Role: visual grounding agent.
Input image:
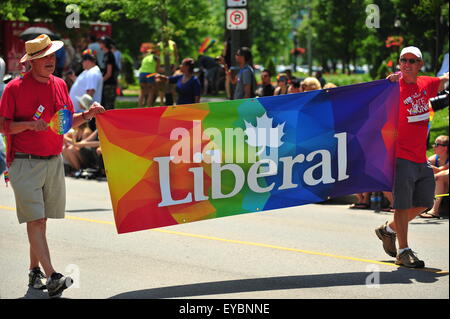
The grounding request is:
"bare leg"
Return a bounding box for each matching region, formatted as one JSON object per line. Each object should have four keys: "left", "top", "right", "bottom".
{"left": 388, "top": 207, "right": 428, "bottom": 249}
{"left": 225, "top": 76, "right": 231, "bottom": 99}
{"left": 427, "top": 171, "right": 448, "bottom": 216}
{"left": 29, "top": 246, "right": 40, "bottom": 270}
{"left": 147, "top": 84, "right": 156, "bottom": 107}
{"left": 362, "top": 192, "right": 370, "bottom": 204}
{"left": 29, "top": 216, "right": 47, "bottom": 269}
{"left": 62, "top": 145, "right": 81, "bottom": 171}
{"left": 355, "top": 193, "right": 364, "bottom": 203}
{"left": 383, "top": 191, "right": 393, "bottom": 207}
{"left": 27, "top": 218, "right": 55, "bottom": 277}
{"left": 138, "top": 83, "right": 149, "bottom": 107}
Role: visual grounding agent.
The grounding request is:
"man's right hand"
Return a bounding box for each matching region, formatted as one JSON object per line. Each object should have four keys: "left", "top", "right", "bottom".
{"left": 29, "top": 119, "right": 48, "bottom": 131}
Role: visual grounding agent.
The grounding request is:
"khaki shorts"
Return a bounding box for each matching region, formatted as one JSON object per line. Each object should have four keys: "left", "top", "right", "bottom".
{"left": 9, "top": 155, "right": 66, "bottom": 224}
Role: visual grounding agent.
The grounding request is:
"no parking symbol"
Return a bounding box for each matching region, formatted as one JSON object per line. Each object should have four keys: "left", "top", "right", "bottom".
{"left": 226, "top": 8, "right": 248, "bottom": 30}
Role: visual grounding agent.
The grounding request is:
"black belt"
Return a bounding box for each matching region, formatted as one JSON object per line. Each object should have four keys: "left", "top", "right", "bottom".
{"left": 15, "top": 153, "right": 58, "bottom": 160}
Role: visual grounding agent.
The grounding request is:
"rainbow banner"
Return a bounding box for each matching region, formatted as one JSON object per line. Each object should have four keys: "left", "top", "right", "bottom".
{"left": 97, "top": 80, "right": 399, "bottom": 234}
{"left": 198, "top": 37, "right": 216, "bottom": 54}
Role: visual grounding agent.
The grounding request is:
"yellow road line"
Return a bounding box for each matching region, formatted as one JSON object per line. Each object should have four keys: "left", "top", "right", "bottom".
{"left": 66, "top": 215, "right": 114, "bottom": 226}
{"left": 1, "top": 205, "right": 448, "bottom": 274}
{"left": 0, "top": 205, "right": 15, "bottom": 211}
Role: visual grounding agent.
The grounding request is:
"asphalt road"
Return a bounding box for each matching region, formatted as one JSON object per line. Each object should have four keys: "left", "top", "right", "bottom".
{"left": 0, "top": 177, "right": 448, "bottom": 300}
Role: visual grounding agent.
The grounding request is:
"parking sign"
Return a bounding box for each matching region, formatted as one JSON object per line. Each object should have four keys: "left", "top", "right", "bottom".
{"left": 227, "top": 0, "right": 247, "bottom": 7}
{"left": 226, "top": 8, "right": 248, "bottom": 30}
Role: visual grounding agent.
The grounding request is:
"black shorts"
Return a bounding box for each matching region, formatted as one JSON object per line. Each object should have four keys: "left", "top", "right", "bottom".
{"left": 393, "top": 158, "right": 435, "bottom": 210}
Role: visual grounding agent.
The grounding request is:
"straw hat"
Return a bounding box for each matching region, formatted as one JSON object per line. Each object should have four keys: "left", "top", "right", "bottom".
{"left": 20, "top": 34, "right": 64, "bottom": 63}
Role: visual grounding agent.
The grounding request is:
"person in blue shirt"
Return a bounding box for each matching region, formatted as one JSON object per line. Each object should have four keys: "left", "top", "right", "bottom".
{"left": 158, "top": 58, "right": 201, "bottom": 105}
{"left": 226, "top": 47, "right": 256, "bottom": 100}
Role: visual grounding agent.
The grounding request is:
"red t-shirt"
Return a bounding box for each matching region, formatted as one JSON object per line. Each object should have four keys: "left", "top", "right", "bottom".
{"left": 0, "top": 72, "right": 74, "bottom": 165}
{"left": 397, "top": 76, "right": 440, "bottom": 163}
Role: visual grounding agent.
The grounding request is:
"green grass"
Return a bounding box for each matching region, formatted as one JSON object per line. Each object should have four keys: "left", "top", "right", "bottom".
{"left": 427, "top": 107, "right": 449, "bottom": 157}
{"left": 292, "top": 72, "right": 372, "bottom": 87}
{"left": 115, "top": 100, "right": 167, "bottom": 109}
{"left": 321, "top": 73, "right": 372, "bottom": 86}
{"left": 115, "top": 100, "right": 139, "bottom": 109}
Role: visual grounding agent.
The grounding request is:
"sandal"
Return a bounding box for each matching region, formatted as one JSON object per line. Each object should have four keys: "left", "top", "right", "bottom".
{"left": 420, "top": 212, "right": 440, "bottom": 219}
{"left": 381, "top": 207, "right": 395, "bottom": 213}
{"left": 349, "top": 203, "right": 370, "bottom": 209}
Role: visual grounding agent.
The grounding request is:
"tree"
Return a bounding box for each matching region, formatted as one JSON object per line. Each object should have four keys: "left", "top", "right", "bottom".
{"left": 247, "top": 0, "right": 292, "bottom": 65}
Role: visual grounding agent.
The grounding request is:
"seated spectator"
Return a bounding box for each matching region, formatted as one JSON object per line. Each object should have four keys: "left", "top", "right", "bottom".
{"left": 288, "top": 78, "right": 301, "bottom": 94}
{"left": 323, "top": 82, "right": 337, "bottom": 89}
{"left": 255, "top": 69, "right": 275, "bottom": 97}
{"left": 63, "top": 123, "right": 100, "bottom": 177}
{"left": 63, "top": 122, "right": 93, "bottom": 172}
{"left": 315, "top": 71, "right": 326, "bottom": 88}
{"left": 274, "top": 73, "right": 289, "bottom": 95}
{"left": 301, "top": 77, "right": 322, "bottom": 92}
{"left": 421, "top": 135, "right": 449, "bottom": 218}
{"left": 284, "top": 69, "right": 297, "bottom": 85}
{"left": 349, "top": 192, "right": 371, "bottom": 209}
{"left": 381, "top": 191, "right": 394, "bottom": 212}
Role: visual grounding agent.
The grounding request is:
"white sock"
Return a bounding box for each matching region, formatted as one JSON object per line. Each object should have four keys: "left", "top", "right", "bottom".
{"left": 386, "top": 224, "right": 396, "bottom": 234}
{"left": 398, "top": 247, "right": 410, "bottom": 254}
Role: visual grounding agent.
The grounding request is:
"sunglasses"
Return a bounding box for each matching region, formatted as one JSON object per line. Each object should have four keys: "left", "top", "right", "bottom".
{"left": 400, "top": 58, "right": 421, "bottom": 64}
{"left": 433, "top": 143, "right": 447, "bottom": 147}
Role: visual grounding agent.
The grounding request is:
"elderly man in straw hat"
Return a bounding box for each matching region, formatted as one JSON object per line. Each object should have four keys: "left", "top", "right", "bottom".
{"left": 0, "top": 34, "right": 105, "bottom": 298}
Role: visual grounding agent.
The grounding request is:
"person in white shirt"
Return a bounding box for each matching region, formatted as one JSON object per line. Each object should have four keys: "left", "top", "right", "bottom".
{"left": 0, "top": 56, "right": 6, "bottom": 97}
{"left": 69, "top": 49, "right": 103, "bottom": 113}
{"left": 437, "top": 52, "right": 449, "bottom": 77}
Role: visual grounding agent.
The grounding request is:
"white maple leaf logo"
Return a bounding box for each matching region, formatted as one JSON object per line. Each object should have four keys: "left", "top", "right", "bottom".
{"left": 244, "top": 113, "right": 285, "bottom": 155}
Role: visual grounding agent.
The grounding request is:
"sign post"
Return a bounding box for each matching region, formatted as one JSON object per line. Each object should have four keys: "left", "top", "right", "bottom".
{"left": 225, "top": 0, "right": 251, "bottom": 74}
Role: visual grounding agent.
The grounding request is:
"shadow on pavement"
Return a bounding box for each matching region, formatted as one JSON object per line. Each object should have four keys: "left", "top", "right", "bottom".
{"left": 109, "top": 268, "right": 448, "bottom": 299}
{"left": 20, "top": 287, "right": 48, "bottom": 299}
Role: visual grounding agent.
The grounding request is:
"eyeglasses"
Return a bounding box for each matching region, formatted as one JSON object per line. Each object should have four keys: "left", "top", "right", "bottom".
{"left": 400, "top": 58, "right": 421, "bottom": 64}
{"left": 433, "top": 143, "right": 447, "bottom": 147}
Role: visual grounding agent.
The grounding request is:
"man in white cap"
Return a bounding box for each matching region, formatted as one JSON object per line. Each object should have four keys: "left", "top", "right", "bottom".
{"left": 375, "top": 46, "right": 448, "bottom": 268}
{"left": 0, "top": 34, "right": 105, "bottom": 297}
{"left": 69, "top": 48, "right": 103, "bottom": 113}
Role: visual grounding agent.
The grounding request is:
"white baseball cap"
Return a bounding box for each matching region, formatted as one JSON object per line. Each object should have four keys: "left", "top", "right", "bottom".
{"left": 400, "top": 46, "right": 422, "bottom": 60}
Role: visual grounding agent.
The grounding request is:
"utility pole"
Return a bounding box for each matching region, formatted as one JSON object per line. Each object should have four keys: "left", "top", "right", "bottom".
{"left": 226, "top": 0, "right": 251, "bottom": 67}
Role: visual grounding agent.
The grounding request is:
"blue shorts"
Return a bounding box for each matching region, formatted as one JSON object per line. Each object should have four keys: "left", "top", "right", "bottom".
{"left": 139, "top": 73, "right": 156, "bottom": 84}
